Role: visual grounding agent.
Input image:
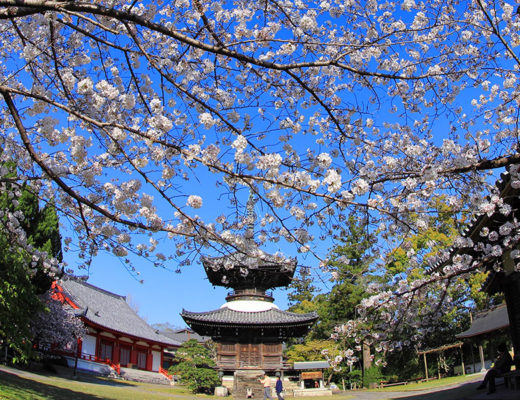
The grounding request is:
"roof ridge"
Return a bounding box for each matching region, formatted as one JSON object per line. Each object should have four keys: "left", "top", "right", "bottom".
{"left": 474, "top": 302, "right": 507, "bottom": 318}
{"left": 62, "top": 275, "right": 126, "bottom": 301}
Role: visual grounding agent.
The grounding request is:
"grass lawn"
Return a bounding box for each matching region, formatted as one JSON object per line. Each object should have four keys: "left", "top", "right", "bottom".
{"left": 0, "top": 364, "right": 483, "bottom": 400}
{"left": 365, "top": 373, "right": 484, "bottom": 400}
{"left": 375, "top": 373, "right": 483, "bottom": 392}
{"left": 0, "top": 365, "right": 202, "bottom": 400}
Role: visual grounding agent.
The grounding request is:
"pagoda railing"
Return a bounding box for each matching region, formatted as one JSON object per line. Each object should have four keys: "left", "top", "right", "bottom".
{"left": 217, "top": 359, "right": 285, "bottom": 370}
{"left": 226, "top": 288, "right": 274, "bottom": 302}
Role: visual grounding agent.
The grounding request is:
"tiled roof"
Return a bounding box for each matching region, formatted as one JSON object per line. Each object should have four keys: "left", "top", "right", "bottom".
{"left": 427, "top": 165, "right": 520, "bottom": 275}
{"left": 181, "top": 307, "right": 318, "bottom": 327}
{"left": 202, "top": 254, "right": 296, "bottom": 289}
{"left": 159, "top": 328, "right": 211, "bottom": 343}
{"left": 59, "top": 276, "right": 180, "bottom": 347}
{"left": 293, "top": 361, "right": 330, "bottom": 370}
{"left": 456, "top": 304, "right": 510, "bottom": 338}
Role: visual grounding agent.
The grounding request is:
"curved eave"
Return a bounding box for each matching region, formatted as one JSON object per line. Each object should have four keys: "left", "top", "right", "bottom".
{"left": 182, "top": 319, "right": 318, "bottom": 330}
{"left": 427, "top": 167, "right": 520, "bottom": 275}
{"left": 180, "top": 308, "right": 318, "bottom": 329}
{"left": 201, "top": 255, "right": 297, "bottom": 289}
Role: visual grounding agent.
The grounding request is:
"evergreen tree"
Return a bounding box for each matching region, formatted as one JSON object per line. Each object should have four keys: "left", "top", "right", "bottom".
{"left": 287, "top": 266, "right": 317, "bottom": 308}
{"left": 0, "top": 163, "right": 64, "bottom": 360}
{"left": 309, "top": 215, "right": 377, "bottom": 340}
{"left": 169, "top": 339, "right": 220, "bottom": 394}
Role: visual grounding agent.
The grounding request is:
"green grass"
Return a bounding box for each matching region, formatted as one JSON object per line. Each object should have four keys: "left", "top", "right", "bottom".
{"left": 375, "top": 373, "right": 482, "bottom": 392}
{"left": 0, "top": 365, "right": 357, "bottom": 400}
{"left": 362, "top": 373, "right": 484, "bottom": 400}
{"left": 0, "top": 364, "right": 483, "bottom": 400}
{"left": 0, "top": 365, "right": 200, "bottom": 400}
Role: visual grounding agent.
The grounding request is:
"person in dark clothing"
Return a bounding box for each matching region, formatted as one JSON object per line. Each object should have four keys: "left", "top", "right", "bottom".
{"left": 476, "top": 343, "right": 513, "bottom": 394}
{"left": 275, "top": 376, "right": 284, "bottom": 400}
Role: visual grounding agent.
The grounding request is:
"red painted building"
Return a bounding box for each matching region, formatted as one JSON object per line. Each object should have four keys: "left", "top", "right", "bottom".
{"left": 53, "top": 276, "right": 180, "bottom": 375}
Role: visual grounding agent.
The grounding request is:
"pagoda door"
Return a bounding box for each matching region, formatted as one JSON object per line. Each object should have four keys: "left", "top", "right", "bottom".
{"left": 239, "top": 343, "right": 261, "bottom": 368}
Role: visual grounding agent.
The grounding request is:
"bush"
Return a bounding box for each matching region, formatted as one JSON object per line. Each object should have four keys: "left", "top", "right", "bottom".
{"left": 168, "top": 339, "right": 220, "bottom": 394}
{"left": 172, "top": 362, "right": 220, "bottom": 394}
{"left": 363, "top": 366, "right": 384, "bottom": 388}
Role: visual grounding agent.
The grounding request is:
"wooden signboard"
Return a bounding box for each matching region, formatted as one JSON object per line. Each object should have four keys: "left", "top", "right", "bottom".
{"left": 301, "top": 371, "right": 323, "bottom": 380}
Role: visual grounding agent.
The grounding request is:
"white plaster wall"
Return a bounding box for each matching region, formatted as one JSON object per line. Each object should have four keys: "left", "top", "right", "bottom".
{"left": 152, "top": 350, "right": 161, "bottom": 372}
{"left": 82, "top": 334, "right": 96, "bottom": 357}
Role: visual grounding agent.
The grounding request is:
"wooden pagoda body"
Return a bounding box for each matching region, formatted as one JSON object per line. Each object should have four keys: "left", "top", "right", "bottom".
{"left": 181, "top": 248, "right": 318, "bottom": 396}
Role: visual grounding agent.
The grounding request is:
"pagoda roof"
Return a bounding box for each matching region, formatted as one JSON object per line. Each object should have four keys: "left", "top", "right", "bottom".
{"left": 181, "top": 307, "right": 318, "bottom": 328}
{"left": 202, "top": 251, "right": 297, "bottom": 289}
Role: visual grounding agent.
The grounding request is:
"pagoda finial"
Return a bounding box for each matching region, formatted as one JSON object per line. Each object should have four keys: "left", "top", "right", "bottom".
{"left": 245, "top": 191, "right": 257, "bottom": 241}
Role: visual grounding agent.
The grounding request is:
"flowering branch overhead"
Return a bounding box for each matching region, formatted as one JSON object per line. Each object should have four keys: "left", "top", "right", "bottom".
{"left": 0, "top": 0, "right": 518, "bottom": 289}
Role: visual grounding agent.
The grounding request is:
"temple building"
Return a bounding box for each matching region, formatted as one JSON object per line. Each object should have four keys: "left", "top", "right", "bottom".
{"left": 52, "top": 276, "right": 178, "bottom": 379}
{"left": 430, "top": 164, "right": 520, "bottom": 368}
{"left": 181, "top": 197, "right": 318, "bottom": 396}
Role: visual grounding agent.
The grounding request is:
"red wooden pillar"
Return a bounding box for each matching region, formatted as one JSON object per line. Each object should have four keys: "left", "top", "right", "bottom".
{"left": 131, "top": 345, "right": 137, "bottom": 365}
{"left": 95, "top": 334, "right": 101, "bottom": 360}
{"left": 146, "top": 348, "right": 153, "bottom": 371}
{"left": 160, "top": 347, "right": 164, "bottom": 370}
{"left": 77, "top": 337, "right": 83, "bottom": 356}
{"left": 113, "top": 339, "right": 120, "bottom": 365}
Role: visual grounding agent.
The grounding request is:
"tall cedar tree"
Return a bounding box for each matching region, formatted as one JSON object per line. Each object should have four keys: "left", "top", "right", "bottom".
{"left": 0, "top": 165, "right": 63, "bottom": 360}
{"left": 312, "top": 215, "right": 376, "bottom": 339}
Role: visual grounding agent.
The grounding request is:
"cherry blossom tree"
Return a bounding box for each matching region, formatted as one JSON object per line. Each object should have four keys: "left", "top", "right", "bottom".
{"left": 1, "top": 0, "right": 520, "bottom": 355}
{"left": 30, "top": 291, "right": 87, "bottom": 358}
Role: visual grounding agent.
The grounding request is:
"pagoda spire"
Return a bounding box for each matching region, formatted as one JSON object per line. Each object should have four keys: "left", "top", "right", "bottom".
{"left": 244, "top": 191, "right": 257, "bottom": 242}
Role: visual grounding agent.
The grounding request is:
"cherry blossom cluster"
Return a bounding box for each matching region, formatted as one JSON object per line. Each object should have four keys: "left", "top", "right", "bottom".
{"left": 30, "top": 292, "right": 87, "bottom": 356}
{"left": 0, "top": 1, "right": 519, "bottom": 343}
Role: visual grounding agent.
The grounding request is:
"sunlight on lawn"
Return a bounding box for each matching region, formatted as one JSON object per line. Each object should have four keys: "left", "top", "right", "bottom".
{"left": 0, "top": 365, "right": 484, "bottom": 400}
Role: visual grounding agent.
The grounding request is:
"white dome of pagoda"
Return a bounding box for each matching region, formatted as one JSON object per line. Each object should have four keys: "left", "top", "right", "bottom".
{"left": 221, "top": 299, "right": 280, "bottom": 312}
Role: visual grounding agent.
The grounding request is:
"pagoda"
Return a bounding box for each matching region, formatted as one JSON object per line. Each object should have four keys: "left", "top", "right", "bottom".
{"left": 181, "top": 196, "right": 318, "bottom": 397}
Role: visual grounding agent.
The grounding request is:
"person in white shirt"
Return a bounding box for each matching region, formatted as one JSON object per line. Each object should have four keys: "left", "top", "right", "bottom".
{"left": 259, "top": 373, "right": 273, "bottom": 400}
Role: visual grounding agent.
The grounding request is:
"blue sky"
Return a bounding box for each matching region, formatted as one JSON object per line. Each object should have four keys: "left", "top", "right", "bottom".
{"left": 11, "top": 1, "right": 512, "bottom": 331}
{"left": 85, "top": 252, "right": 230, "bottom": 327}
{"left": 83, "top": 247, "right": 323, "bottom": 328}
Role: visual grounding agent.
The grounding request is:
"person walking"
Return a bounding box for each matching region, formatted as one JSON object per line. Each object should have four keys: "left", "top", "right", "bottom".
{"left": 259, "top": 373, "right": 273, "bottom": 400}
{"left": 275, "top": 376, "right": 284, "bottom": 400}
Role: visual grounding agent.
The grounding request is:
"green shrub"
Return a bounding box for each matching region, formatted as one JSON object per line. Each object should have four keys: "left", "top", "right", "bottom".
{"left": 363, "top": 366, "right": 384, "bottom": 388}
{"left": 168, "top": 339, "right": 220, "bottom": 394}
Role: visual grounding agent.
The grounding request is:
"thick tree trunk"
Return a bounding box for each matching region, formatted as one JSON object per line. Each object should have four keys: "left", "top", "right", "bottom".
{"left": 362, "top": 342, "right": 372, "bottom": 371}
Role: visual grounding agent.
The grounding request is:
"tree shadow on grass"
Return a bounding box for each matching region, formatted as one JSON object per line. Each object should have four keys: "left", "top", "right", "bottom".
{"left": 391, "top": 380, "right": 488, "bottom": 400}
{"left": 26, "top": 362, "right": 137, "bottom": 387}
{"left": 0, "top": 368, "right": 109, "bottom": 400}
